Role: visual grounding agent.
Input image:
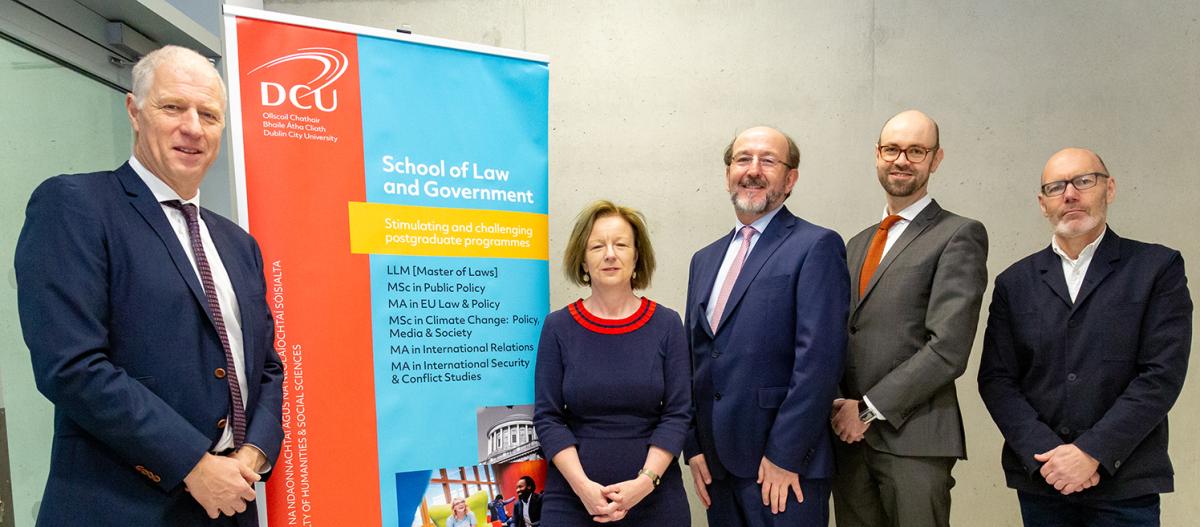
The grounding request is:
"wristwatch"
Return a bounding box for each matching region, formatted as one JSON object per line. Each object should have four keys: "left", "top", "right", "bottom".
{"left": 638, "top": 468, "right": 661, "bottom": 487}
{"left": 857, "top": 399, "right": 878, "bottom": 424}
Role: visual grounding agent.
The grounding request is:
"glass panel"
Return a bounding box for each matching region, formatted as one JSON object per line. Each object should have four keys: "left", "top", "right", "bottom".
{"left": 0, "top": 35, "right": 132, "bottom": 527}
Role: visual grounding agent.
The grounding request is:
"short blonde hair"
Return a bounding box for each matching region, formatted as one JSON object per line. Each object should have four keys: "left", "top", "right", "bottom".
{"left": 562, "top": 200, "right": 656, "bottom": 290}
{"left": 131, "top": 45, "right": 224, "bottom": 108}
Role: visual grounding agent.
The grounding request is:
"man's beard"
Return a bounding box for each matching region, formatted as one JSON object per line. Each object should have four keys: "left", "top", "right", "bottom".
{"left": 730, "top": 179, "right": 783, "bottom": 215}
{"left": 1053, "top": 210, "right": 1103, "bottom": 239}
{"left": 879, "top": 169, "right": 924, "bottom": 198}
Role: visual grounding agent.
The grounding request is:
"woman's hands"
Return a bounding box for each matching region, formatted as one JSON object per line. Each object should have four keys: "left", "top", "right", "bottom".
{"left": 570, "top": 478, "right": 626, "bottom": 522}
{"left": 601, "top": 473, "right": 655, "bottom": 519}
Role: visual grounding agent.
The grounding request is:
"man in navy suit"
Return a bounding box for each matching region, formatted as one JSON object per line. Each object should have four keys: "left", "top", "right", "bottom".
{"left": 15, "top": 45, "right": 283, "bottom": 525}
{"left": 978, "top": 148, "right": 1191, "bottom": 526}
{"left": 685, "top": 126, "right": 849, "bottom": 526}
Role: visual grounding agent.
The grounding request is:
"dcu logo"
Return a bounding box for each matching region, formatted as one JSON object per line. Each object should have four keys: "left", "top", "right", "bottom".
{"left": 250, "top": 47, "right": 347, "bottom": 112}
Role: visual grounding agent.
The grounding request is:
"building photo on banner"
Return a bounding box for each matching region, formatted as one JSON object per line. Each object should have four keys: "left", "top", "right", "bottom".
{"left": 223, "top": 6, "right": 549, "bottom": 526}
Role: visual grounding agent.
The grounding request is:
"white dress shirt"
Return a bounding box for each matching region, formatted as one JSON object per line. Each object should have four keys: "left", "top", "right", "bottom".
{"left": 862, "top": 194, "right": 933, "bottom": 421}
{"left": 129, "top": 156, "right": 248, "bottom": 452}
{"left": 880, "top": 194, "right": 933, "bottom": 257}
{"left": 1051, "top": 227, "right": 1107, "bottom": 302}
{"left": 704, "top": 205, "right": 785, "bottom": 324}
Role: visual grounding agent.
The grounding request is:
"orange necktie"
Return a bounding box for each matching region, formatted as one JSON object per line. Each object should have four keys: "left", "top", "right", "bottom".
{"left": 858, "top": 214, "right": 904, "bottom": 297}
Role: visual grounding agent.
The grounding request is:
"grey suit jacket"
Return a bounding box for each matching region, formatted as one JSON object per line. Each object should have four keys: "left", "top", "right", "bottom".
{"left": 842, "top": 199, "right": 988, "bottom": 458}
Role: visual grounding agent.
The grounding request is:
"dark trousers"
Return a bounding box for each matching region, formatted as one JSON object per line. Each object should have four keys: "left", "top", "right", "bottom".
{"left": 832, "top": 440, "right": 956, "bottom": 527}
{"left": 706, "top": 474, "right": 830, "bottom": 527}
{"left": 1017, "top": 491, "right": 1160, "bottom": 527}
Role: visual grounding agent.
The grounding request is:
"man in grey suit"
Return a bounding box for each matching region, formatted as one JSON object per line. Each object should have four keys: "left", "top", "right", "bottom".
{"left": 829, "top": 110, "right": 989, "bottom": 527}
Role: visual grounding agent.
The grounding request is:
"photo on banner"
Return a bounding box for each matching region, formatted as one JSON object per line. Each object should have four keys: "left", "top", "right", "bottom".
{"left": 223, "top": 6, "right": 549, "bottom": 526}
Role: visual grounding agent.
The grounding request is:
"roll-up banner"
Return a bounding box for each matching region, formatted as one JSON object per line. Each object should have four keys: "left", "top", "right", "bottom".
{"left": 222, "top": 7, "right": 550, "bottom": 526}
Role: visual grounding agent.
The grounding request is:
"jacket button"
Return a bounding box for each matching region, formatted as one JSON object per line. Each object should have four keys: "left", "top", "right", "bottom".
{"left": 1059, "top": 426, "right": 1071, "bottom": 436}
{"left": 849, "top": 326, "right": 857, "bottom": 335}
{"left": 214, "top": 368, "right": 226, "bottom": 379}
{"left": 1115, "top": 460, "right": 1122, "bottom": 468}
{"left": 714, "top": 392, "right": 722, "bottom": 401}
{"left": 1067, "top": 373, "right": 1077, "bottom": 382}
{"left": 711, "top": 351, "right": 721, "bottom": 358}
{"left": 217, "top": 418, "right": 228, "bottom": 429}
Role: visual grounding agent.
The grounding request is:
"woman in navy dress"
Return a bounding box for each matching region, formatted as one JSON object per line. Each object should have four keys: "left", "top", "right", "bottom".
{"left": 534, "top": 201, "right": 692, "bottom": 526}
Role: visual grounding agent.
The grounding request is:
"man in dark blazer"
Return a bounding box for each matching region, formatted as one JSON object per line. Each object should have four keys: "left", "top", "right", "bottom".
{"left": 512, "top": 476, "right": 542, "bottom": 527}
{"left": 685, "top": 126, "right": 849, "bottom": 526}
{"left": 830, "top": 110, "right": 988, "bottom": 527}
{"left": 15, "top": 46, "right": 283, "bottom": 526}
{"left": 978, "top": 148, "right": 1191, "bottom": 525}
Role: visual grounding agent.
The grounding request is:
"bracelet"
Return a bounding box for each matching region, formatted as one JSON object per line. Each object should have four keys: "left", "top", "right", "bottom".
{"left": 637, "top": 468, "right": 661, "bottom": 487}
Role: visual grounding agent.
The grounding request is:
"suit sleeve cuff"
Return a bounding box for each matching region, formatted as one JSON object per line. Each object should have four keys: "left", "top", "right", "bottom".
{"left": 862, "top": 395, "right": 887, "bottom": 421}
{"left": 1073, "top": 433, "right": 1123, "bottom": 475}
{"left": 242, "top": 443, "right": 272, "bottom": 474}
{"left": 649, "top": 428, "right": 687, "bottom": 457}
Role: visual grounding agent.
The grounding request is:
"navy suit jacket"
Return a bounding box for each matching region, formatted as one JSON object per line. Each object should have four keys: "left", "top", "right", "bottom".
{"left": 978, "top": 228, "right": 1191, "bottom": 501}
{"left": 15, "top": 163, "right": 284, "bottom": 526}
{"left": 512, "top": 492, "right": 542, "bottom": 527}
{"left": 684, "top": 206, "right": 849, "bottom": 480}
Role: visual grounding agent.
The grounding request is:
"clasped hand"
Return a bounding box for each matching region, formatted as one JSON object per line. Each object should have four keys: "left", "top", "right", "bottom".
{"left": 572, "top": 474, "right": 655, "bottom": 523}
{"left": 830, "top": 398, "right": 869, "bottom": 443}
{"left": 1034, "top": 444, "right": 1101, "bottom": 495}
{"left": 184, "top": 448, "right": 263, "bottom": 518}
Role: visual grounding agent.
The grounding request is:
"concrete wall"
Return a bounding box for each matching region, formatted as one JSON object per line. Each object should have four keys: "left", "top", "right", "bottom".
{"left": 265, "top": 1, "right": 1200, "bottom": 525}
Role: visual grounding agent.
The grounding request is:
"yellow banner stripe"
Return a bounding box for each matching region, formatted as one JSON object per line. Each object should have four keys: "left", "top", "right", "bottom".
{"left": 348, "top": 202, "right": 547, "bottom": 260}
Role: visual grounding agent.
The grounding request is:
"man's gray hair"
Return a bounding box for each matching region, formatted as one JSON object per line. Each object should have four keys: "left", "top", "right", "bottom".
{"left": 130, "top": 45, "right": 225, "bottom": 107}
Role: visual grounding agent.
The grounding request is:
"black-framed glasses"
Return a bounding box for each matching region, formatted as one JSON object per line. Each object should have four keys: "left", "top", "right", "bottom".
{"left": 731, "top": 154, "right": 792, "bottom": 170}
{"left": 878, "top": 144, "right": 938, "bottom": 163}
{"left": 1040, "top": 173, "right": 1109, "bottom": 197}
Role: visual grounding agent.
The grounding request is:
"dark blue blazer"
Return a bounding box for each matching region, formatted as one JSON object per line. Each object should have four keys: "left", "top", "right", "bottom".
{"left": 15, "top": 163, "right": 284, "bottom": 526}
{"left": 978, "top": 228, "right": 1192, "bottom": 501}
{"left": 684, "top": 206, "right": 849, "bottom": 480}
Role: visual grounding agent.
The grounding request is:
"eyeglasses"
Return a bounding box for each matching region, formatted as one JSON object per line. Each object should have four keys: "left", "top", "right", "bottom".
{"left": 878, "top": 144, "right": 938, "bottom": 163}
{"left": 1040, "top": 173, "right": 1109, "bottom": 197}
{"left": 731, "top": 154, "right": 792, "bottom": 170}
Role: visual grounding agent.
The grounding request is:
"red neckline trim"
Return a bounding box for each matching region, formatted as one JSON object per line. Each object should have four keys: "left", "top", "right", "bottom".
{"left": 568, "top": 298, "right": 657, "bottom": 334}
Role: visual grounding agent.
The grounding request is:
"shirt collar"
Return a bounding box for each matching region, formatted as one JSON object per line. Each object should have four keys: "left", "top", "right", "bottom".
{"left": 129, "top": 156, "right": 201, "bottom": 207}
{"left": 882, "top": 194, "right": 932, "bottom": 222}
{"left": 736, "top": 203, "right": 784, "bottom": 234}
{"left": 1051, "top": 226, "right": 1107, "bottom": 265}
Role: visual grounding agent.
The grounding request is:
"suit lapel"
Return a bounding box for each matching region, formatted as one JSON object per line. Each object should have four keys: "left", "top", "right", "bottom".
{"left": 205, "top": 212, "right": 257, "bottom": 354}
{"left": 859, "top": 200, "right": 942, "bottom": 305}
{"left": 714, "top": 207, "right": 796, "bottom": 331}
{"left": 1071, "top": 228, "right": 1120, "bottom": 312}
{"left": 693, "top": 231, "right": 732, "bottom": 337}
{"left": 116, "top": 164, "right": 216, "bottom": 326}
{"left": 1036, "top": 248, "right": 1073, "bottom": 308}
{"left": 847, "top": 229, "right": 870, "bottom": 306}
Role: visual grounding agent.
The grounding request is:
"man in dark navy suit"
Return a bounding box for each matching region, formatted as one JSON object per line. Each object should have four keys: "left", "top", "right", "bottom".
{"left": 15, "top": 45, "right": 283, "bottom": 526}
{"left": 512, "top": 475, "right": 542, "bottom": 527}
{"left": 978, "top": 148, "right": 1191, "bottom": 526}
{"left": 684, "top": 126, "right": 849, "bottom": 526}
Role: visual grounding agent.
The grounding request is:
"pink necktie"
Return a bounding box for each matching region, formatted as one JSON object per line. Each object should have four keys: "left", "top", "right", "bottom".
{"left": 165, "top": 200, "right": 247, "bottom": 446}
{"left": 710, "top": 225, "right": 757, "bottom": 330}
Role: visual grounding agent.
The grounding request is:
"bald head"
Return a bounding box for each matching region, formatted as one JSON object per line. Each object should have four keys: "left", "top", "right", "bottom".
{"left": 1041, "top": 147, "right": 1109, "bottom": 184}
{"left": 724, "top": 126, "right": 800, "bottom": 168}
{"left": 879, "top": 110, "right": 939, "bottom": 147}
